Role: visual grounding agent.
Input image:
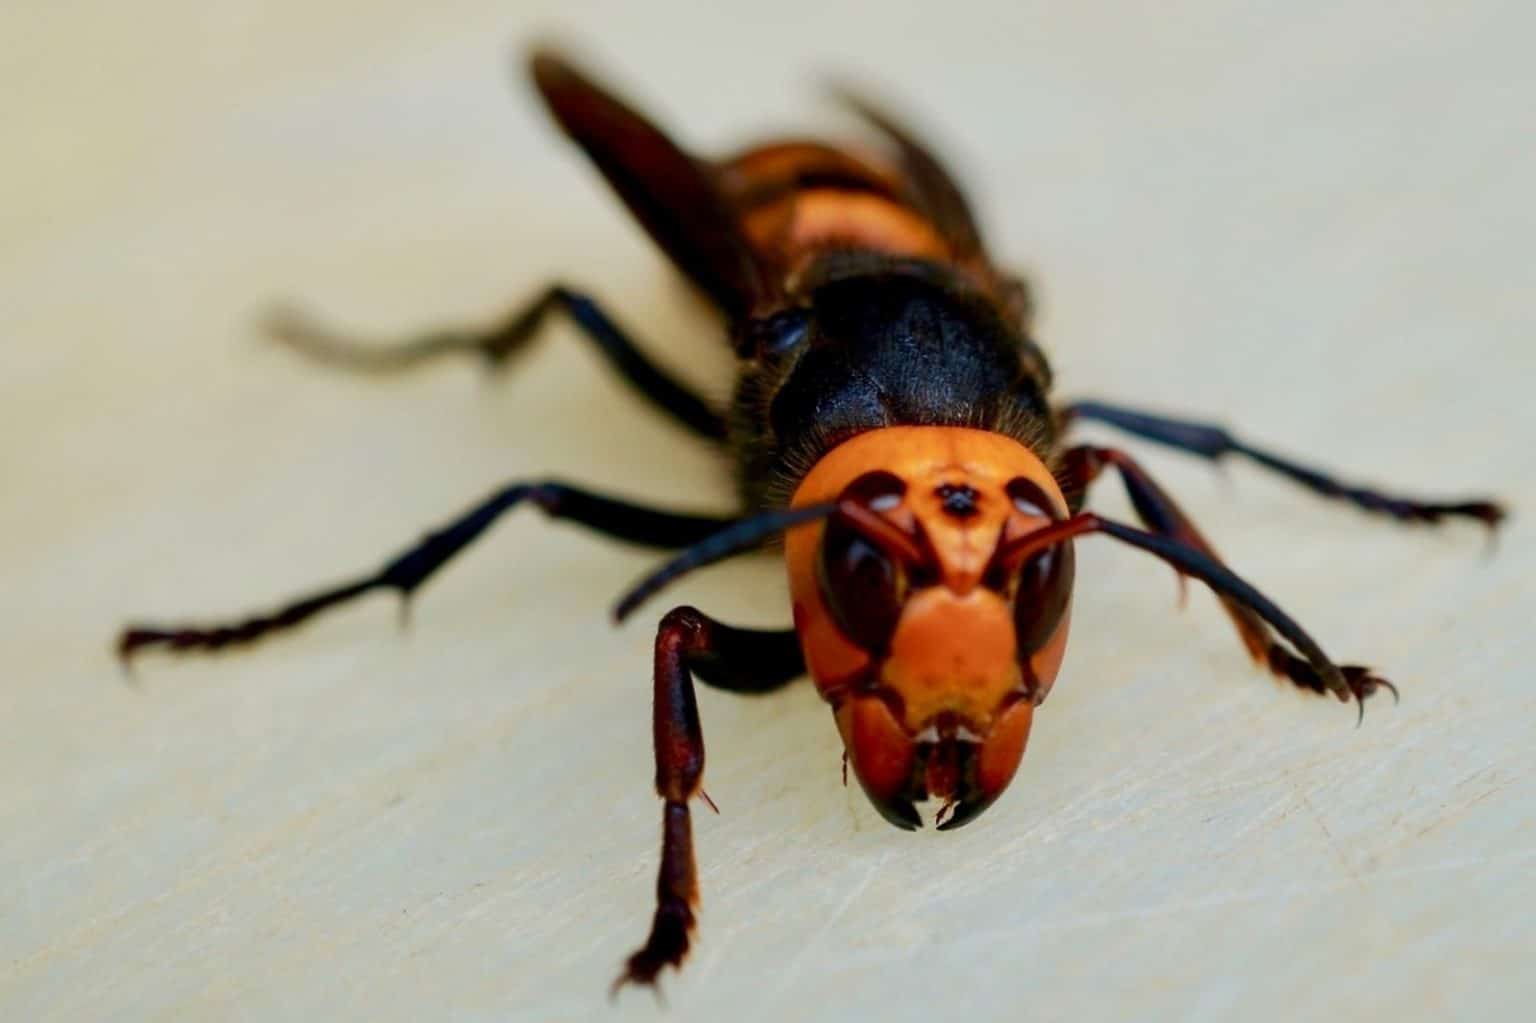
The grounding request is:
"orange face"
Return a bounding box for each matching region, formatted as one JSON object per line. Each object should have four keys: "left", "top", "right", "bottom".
{"left": 787, "top": 427, "right": 1074, "bottom": 830}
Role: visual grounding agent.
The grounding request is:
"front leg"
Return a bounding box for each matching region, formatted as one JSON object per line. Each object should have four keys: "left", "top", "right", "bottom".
{"left": 616, "top": 606, "right": 804, "bottom": 993}
{"left": 1060, "top": 445, "right": 1394, "bottom": 712}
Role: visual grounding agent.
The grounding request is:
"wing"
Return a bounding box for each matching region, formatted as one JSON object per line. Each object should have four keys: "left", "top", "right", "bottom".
{"left": 529, "top": 50, "right": 775, "bottom": 319}
{"left": 829, "top": 84, "right": 986, "bottom": 261}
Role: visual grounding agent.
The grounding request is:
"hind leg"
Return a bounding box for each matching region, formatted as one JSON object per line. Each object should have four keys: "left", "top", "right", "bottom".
{"left": 267, "top": 284, "right": 727, "bottom": 440}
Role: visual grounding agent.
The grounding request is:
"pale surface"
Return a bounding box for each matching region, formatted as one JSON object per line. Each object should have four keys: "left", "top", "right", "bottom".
{"left": 3, "top": 3, "right": 1533, "bottom": 1020}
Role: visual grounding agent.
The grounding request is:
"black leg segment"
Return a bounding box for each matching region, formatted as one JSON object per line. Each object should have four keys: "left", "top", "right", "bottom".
{"left": 1063, "top": 399, "right": 1503, "bottom": 527}
{"left": 267, "top": 284, "right": 729, "bottom": 440}
{"left": 118, "top": 481, "right": 734, "bottom": 662}
{"left": 686, "top": 624, "right": 805, "bottom": 694}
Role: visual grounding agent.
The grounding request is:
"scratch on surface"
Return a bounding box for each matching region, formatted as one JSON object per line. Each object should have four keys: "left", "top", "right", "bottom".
{"left": 1413, "top": 768, "right": 1514, "bottom": 841}
{"left": 1298, "top": 788, "right": 1361, "bottom": 886}
{"left": 752, "top": 849, "right": 891, "bottom": 1022}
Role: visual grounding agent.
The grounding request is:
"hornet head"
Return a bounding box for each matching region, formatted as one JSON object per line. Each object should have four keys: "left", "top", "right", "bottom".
{"left": 786, "top": 426, "right": 1074, "bottom": 830}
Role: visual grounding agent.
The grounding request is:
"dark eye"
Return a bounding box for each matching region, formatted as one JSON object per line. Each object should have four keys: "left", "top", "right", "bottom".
{"left": 1013, "top": 542, "right": 1074, "bottom": 657}
{"left": 816, "top": 472, "right": 910, "bottom": 652}
{"left": 818, "top": 518, "right": 906, "bottom": 652}
{"left": 1004, "top": 475, "right": 1073, "bottom": 655}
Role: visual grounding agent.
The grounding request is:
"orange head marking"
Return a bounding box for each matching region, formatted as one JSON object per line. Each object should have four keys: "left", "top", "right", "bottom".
{"left": 787, "top": 427, "right": 1074, "bottom": 830}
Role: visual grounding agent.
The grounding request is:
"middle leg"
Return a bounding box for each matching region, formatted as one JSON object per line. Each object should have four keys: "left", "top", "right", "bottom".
{"left": 1062, "top": 399, "right": 1502, "bottom": 527}
{"left": 119, "top": 482, "right": 736, "bottom": 662}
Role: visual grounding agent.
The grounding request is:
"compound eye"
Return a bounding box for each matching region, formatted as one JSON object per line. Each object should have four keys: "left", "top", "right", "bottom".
{"left": 816, "top": 472, "right": 909, "bottom": 651}
{"left": 1005, "top": 475, "right": 1073, "bottom": 656}
{"left": 1013, "top": 541, "right": 1074, "bottom": 656}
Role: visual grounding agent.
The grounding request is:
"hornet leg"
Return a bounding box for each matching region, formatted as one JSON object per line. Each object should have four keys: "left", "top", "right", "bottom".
{"left": 267, "top": 284, "right": 728, "bottom": 440}
{"left": 1062, "top": 399, "right": 1502, "bottom": 527}
{"left": 616, "top": 606, "right": 803, "bottom": 994}
{"left": 1060, "top": 445, "right": 1394, "bottom": 709}
{"left": 118, "top": 482, "right": 734, "bottom": 663}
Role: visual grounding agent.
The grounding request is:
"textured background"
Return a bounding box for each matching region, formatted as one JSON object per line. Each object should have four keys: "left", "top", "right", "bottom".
{"left": 3, "top": 2, "right": 1533, "bottom": 1020}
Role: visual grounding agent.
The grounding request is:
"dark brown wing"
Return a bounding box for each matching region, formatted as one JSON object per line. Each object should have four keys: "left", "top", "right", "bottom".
{"left": 529, "top": 50, "right": 775, "bottom": 319}
{"left": 830, "top": 84, "right": 986, "bottom": 260}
